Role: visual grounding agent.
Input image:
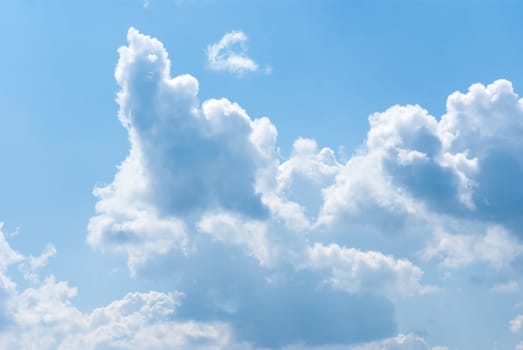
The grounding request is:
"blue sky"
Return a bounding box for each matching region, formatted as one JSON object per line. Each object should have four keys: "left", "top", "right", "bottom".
{"left": 1, "top": 0, "right": 523, "bottom": 349}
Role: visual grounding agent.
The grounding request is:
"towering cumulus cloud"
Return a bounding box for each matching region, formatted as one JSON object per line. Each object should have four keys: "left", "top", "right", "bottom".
{"left": 80, "top": 27, "right": 523, "bottom": 349}
{"left": 83, "top": 28, "right": 439, "bottom": 348}
{"left": 88, "top": 27, "right": 276, "bottom": 273}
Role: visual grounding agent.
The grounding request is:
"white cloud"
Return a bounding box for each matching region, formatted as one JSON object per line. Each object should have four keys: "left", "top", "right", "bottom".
{"left": 197, "top": 212, "right": 273, "bottom": 266}
{"left": 88, "top": 27, "right": 523, "bottom": 298}
{"left": 82, "top": 27, "right": 523, "bottom": 348}
{"left": 87, "top": 25, "right": 405, "bottom": 340}
{"left": 89, "top": 28, "right": 424, "bottom": 304}
{"left": 423, "top": 225, "right": 523, "bottom": 269}
{"left": 88, "top": 27, "right": 276, "bottom": 274}
{"left": 3, "top": 281, "right": 250, "bottom": 350}
{"left": 57, "top": 291, "right": 249, "bottom": 350}
{"left": 306, "top": 243, "right": 433, "bottom": 299}
{"left": 511, "top": 315, "right": 523, "bottom": 333}
{"left": 277, "top": 138, "right": 341, "bottom": 223}
{"left": 0, "top": 224, "right": 416, "bottom": 349}
{"left": 19, "top": 244, "right": 56, "bottom": 283}
{"left": 0, "top": 224, "right": 254, "bottom": 350}
{"left": 207, "top": 31, "right": 259, "bottom": 74}
{"left": 315, "top": 79, "right": 523, "bottom": 275}
{"left": 320, "top": 79, "right": 523, "bottom": 232}
{"left": 0, "top": 223, "right": 23, "bottom": 271}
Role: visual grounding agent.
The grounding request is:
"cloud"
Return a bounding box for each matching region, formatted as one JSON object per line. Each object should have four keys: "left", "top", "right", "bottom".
{"left": 4, "top": 280, "right": 249, "bottom": 350}
{"left": 306, "top": 243, "right": 433, "bottom": 299}
{"left": 88, "top": 27, "right": 275, "bottom": 274}
{"left": 512, "top": 315, "right": 523, "bottom": 333}
{"left": 85, "top": 27, "right": 523, "bottom": 349}
{"left": 316, "top": 80, "right": 523, "bottom": 274}
{"left": 0, "top": 223, "right": 24, "bottom": 271}
{"left": 0, "top": 224, "right": 255, "bottom": 350}
{"left": 422, "top": 225, "right": 523, "bottom": 269}
{"left": 19, "top": 244, "right": 56, "bottom": 283}
{"left": 87, "top": 28, "right": 410, "bottom": 347}
{"left": 159, "top": 240, "right": 397, "bottom": 348}
{"left": 0, "top": 223, "right": 405, "bottom": 350}
{"left": 207, "top": 31, "right": 259, "bottom": 74}
{"left": 277, "top": 138, "right": 342, "bottom": 224}
{"left": 90, "top": 27, "right": 432, "bottom": 299}
{"left": 197, "top": 212, "right": 273, "bottom": 266}
{"left": 320, "top": 80, "right": 523, "bottom": 231}
{"left": 282, "top": 334, "right": 446, "bottom": 350}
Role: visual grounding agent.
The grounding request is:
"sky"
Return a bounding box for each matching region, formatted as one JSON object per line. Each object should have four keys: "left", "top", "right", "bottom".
{"left": 1, "top": 0, "right": 523, "bottom": 349}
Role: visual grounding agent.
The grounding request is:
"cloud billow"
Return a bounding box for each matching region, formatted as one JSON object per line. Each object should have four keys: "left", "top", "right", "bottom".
{"left": 77, "top": 27, "right": 456, "bottom": 348}
{"left": 81, "top": 27, "right": 523, "bottom": 349}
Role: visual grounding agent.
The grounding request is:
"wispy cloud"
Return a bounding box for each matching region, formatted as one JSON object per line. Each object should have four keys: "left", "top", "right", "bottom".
{"left": 207, "top": 31, "right": 259, "bottom": 75}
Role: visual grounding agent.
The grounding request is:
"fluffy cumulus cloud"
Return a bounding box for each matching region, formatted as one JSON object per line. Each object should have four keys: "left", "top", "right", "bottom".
{"left": 80, "top": 27, "right": 523, "bottom": 348}
{"left": 0, "top": 224, "right": 255, "bottom": 350}
{"left": 423, "top": 225, "right": 523, "bottom": 269}
{"left": 83, "top": 27, "right": 445, "bottom": 348}
{"left": 318, "top": 80, "right": 523, "bottom": 266}
{"left": 306, "top": 243, "right": 432, "bottom": 299}
{"left": 7, "top": 20, "right": 523, "bottom": 348}
{"left": 207, "top": 31, "right": 259, "bottom": 74}
{"left": 88, "top": 26, "right": 429, "bottom": 299}
{"left": 0, "top": 224, "right": 449, "bottom": 349}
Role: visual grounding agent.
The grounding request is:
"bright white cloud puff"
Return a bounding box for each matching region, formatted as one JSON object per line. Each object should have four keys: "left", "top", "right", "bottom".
{"left": 88, "top": 27, "right": 275, "bottom": 274}
{"left": 207, "top": 31, "right": 259, "bottom": 74}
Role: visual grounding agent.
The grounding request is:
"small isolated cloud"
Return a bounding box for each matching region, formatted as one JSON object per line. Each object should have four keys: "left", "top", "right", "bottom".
{"left": 207, "top": 31, "right": 259, "bottom": 75}
{"left": 0, "top": 224, "right": 254, "bottom": 349}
